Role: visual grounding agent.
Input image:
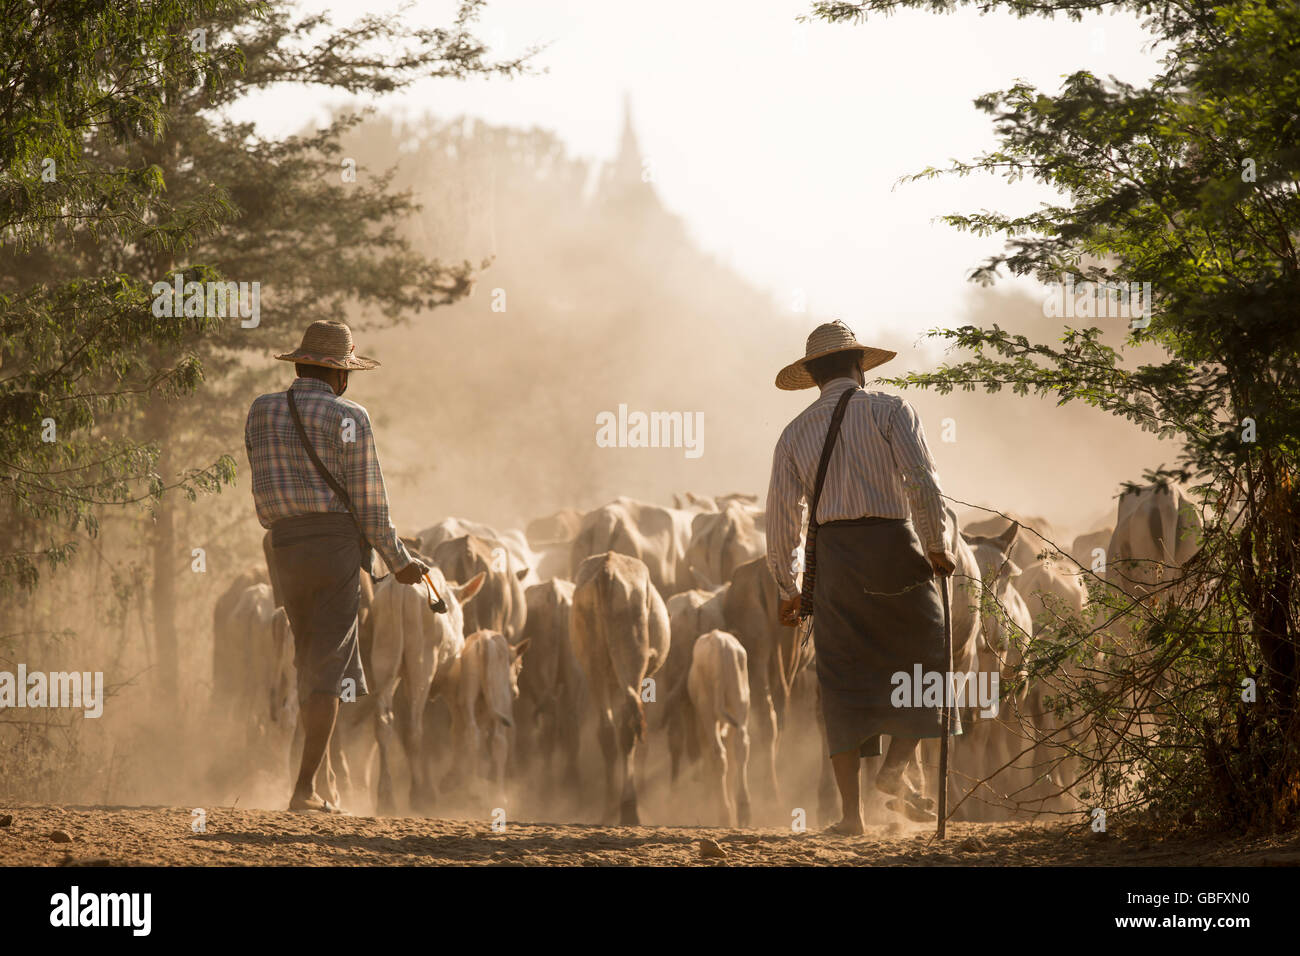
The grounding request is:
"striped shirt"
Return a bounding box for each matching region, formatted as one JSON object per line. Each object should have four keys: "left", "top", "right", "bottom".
{"left": 765, "top": 376, "right": 949, "bottom": 599}
{"left": 244, "top": 377, "right": 413, "bottom": 575}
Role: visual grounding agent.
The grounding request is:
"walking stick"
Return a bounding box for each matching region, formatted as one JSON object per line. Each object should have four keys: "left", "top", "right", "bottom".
{"left": 937, "top": 573, "right": 952, "bottom": 840}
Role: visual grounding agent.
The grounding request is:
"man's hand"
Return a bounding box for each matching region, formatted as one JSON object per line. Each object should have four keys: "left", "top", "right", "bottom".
{"left": 928, "top": 550, "right": 956, "bottom": 576}
{"left": 779, "top": 595, "right": 801, "bottom": 627}
{"left": 395, "top": 559, "right": 430, "bottom": 585}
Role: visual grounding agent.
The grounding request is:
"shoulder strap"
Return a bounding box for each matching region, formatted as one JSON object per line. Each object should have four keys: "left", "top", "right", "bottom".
{"left": 808, "top": 386, "right": 858, "bottom": 528}
{"left": 286, "top": 388, "right": 363, "bottom": 533}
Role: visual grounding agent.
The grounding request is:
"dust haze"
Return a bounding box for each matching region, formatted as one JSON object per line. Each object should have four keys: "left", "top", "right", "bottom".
{"left": 4, "top": 106, "right": 1170, "bottom": 817}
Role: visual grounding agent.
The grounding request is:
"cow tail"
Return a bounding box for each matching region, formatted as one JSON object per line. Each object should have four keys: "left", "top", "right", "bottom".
{"left": 484, "top": 636, "right": 515, "bottom": 727}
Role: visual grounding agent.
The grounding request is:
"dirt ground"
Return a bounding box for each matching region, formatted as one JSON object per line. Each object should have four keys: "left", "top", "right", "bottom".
{"left": 3, "top": 804, "right": 1300, "bottom": 866}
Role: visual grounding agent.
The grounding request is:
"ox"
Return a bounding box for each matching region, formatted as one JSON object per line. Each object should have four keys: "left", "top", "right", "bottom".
{"left": 570, "top": 551, "right": 670, "bottom": 824}
{"left": 433, "top": 534, "right": 527, "bottom": 641}
{"left": 571, "top": 497, "right": 695, "bottom": 598}
{"left": 355, "top": 567, "right": 485, "bottom": 814}
{"left": 516, "top": 580, "right": 584, "bottom": 801}
{"left": 445, "top": 629, "right": 529, "bottom": 809}
{"left": 685, "top": 499, "right": 766, "bottom": 590}
{"left": 687, "top": 630, "right": 752, "bottom": 826}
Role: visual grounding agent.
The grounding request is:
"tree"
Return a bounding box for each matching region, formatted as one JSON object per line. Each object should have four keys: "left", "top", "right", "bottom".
{"left": 0, "top": 0, "right": 257, "bottom": 593}
{"left": 1, "top": 0, "right": 531, "bottom": 701}
{"left": 810, "top": 0, "right": 1300, "bottom": 828}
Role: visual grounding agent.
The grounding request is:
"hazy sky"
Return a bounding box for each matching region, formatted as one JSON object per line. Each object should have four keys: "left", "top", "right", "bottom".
{"left": 234, "top": 0, "right": 1163, "bottom": 349}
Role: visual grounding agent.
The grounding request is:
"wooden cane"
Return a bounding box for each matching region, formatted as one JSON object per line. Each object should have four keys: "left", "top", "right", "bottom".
{"left": 937, "top": 573, "right": 953, "bottom": 840}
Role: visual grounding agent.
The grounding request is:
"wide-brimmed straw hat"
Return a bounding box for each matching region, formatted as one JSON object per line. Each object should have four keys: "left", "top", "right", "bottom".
{"left": 775, "top": 320, "right": 895, "bottom": 390}
{"left": 275, "top": 320, "right": 380, "bottom": 371}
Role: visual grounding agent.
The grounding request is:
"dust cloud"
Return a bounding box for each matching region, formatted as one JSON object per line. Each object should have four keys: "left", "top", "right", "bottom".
{"left": 4, "top": 106, "right": 1171, "bottom": 819}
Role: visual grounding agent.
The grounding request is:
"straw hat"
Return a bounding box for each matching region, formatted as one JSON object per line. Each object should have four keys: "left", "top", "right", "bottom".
{"left": 775, "top": 320, "right": 896, "bottom": 390}
{"left": 275, "top": 320, "right": 380, "bottom": 371}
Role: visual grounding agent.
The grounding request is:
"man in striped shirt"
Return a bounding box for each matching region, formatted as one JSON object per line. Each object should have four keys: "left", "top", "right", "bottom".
{"left": 245, "top": 320, "right": 428, "bottom": 814}
{"left": 766, "top": 320, "right": 955, "bottom": 835}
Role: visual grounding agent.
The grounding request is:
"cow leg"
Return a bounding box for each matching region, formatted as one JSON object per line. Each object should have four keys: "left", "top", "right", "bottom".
{"left": 751, "top": 687, "right": 781, "bottom": 808}
{"left": 729, "top": 722, "right": 752, "bottom": 828}
{"left": 558, "top": 701, "right": 582, "bottom": 816}
{"left": 668, "top": 709, "right": 683, "bottom": 783}
{"left": 400, "top": 676, "right": 433, "bottom": 814}
{"left": 462, "top": 709, "right": 483, "bottom": 806}
{"left": 619, "top": 735, "right": 640, "bottom": 826}
{"left": 489, "top": 723, "right": 510, "bottom": 812}
{"left": 593, "top": 708, "right": 618, "bottom": 823}
{"left": 374, "top": 694, "right": 400, "bottom": 816}
{"left": 700, "top": 717, "right": 730, "bottom": 826}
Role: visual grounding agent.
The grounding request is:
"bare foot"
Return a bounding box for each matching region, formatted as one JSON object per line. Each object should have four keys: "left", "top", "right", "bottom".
{"left": 289, "top": 793, "right": 349, "bottom": 815}
{"left": 874, "top": 774, "right": 935, "bottom": 811}
{"left": 822, "top": 818, "right": 865, "bottom": 837}
{"left": 885, "top": 794, "right": 936, "bottom": 823}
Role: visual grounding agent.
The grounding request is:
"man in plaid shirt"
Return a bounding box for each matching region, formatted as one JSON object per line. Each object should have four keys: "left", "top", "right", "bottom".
{"left": 245, "top": 319, "right": 428, "bottom": 814}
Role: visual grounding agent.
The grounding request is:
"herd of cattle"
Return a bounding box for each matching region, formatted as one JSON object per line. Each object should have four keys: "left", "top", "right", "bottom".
{"left": 210, "top": 482, "right": 1203, "bottom": 827}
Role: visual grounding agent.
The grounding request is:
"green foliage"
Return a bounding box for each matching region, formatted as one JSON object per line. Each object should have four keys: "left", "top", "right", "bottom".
{"left": 0, "top": 0, "right": 258, "bottom": 591}
{"left": 812, "top": 0, "right": 1300, "bottom": 828}
{"left": 0, "top": 0, "right": 531, "bottom": 592}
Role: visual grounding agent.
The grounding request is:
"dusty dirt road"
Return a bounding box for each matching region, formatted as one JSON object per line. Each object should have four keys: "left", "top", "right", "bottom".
{"left": 3, "top": 805, "right": 1300, "bottom": 866}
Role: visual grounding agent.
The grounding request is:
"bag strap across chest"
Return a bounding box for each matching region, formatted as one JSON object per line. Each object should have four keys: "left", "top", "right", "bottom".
{"left": 798, "top": 385, "right": 859, "bottom": 619}
{"left": 286, "top": 388, "right": 365, "bottom": 539}
{"left": 808, "top": 385, "right": 859, "bottom": 529}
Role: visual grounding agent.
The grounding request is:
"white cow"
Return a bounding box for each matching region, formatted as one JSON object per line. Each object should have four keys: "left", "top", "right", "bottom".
{"left": 516, "top": 580, "right": 583, "bottom": 799}
{"left": 570, "top": 551, "right": 670, "bottom": 824}
{"left": 1014, "top": 557, "right": 1092, "bottom": 814}
{"left": 1070, "top": 527, "right": 1114, "bottom": 581}
{"left": 570, "top": 497, "right": 696, "bottom": 598}
{"left": 960, "top": 523, "right": 1041, "bottom": 820}
{"left": 418, "top": 517, "right": 536, "bottom": 586}
{"left": 965, "top": 511, "right": 1059, "bottom": 569}
{"left": 687, "top": 630, "right": 752, "bottom": 826}
{"left": 446, "top": 629, "right": 529, "bottom": 808}
{"left": 221, "top": 583, "right": 296, "bottom": 743}
{"left": 1107, "top": 483, "right": 1203, "bottom": 602}
{"left": 684, "top": 500, "right": 766, "bottom": 590}
{"left": 356, "top": 567, "right": 485, "bottom": 815}
{"left": 662, "top": 585, "right": 729, "bottom": 780}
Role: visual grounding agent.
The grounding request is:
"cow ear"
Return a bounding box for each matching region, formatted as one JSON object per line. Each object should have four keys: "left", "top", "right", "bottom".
{"left": 511, "top": 638, "right": 531, "bottom": 659}
{"left": 515, "top": 567, "right": 529, "bottom": 582}
{"left": 995, "top": 522, "right": 1019, "bottom": 551}
{"left": 1002, "top": 560, "right": 1023, "bottom": 580}
{"left": 455, "top": 571, "right": 487, "bottom": 606}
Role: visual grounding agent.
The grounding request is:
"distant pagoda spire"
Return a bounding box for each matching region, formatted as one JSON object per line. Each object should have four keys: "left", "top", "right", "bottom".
{"left": 611, "top": 92, "right": 643, "bottom": 185}
{"left": 601, "top": 92, "right": 655, "bottom": 199}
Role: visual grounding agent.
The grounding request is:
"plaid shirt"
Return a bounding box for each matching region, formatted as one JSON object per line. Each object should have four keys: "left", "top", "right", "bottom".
{"left": 244, "top": 377, "right": 413, "bottom": 575}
